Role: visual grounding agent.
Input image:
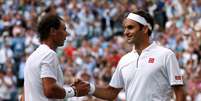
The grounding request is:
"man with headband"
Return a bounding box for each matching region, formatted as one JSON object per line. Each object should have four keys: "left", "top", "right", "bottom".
{"left": 74, "top": 10, "right": 186, "bottom": 101}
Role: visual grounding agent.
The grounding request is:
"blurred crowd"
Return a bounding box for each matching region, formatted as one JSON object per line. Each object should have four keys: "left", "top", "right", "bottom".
{"left": 0, "top": 0, "right": 201, "bottom": 101}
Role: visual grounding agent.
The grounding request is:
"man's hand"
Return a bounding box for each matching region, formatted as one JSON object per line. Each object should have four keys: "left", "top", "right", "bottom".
{"left": 71, "top": 79, "right": 90, "bottom": 97}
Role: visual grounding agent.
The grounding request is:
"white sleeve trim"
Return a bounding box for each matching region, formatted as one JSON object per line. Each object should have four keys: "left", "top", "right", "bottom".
{"left": 109, "top": 83, "right": 123, "bottom": 89}
{"left": 109, "top": 65, "right": 124, "bottom": 88}
{"left": 165, "top": 52, "right": 184, "bottom": 86}
{"left": 170, "top": 81, "right": 184, "bottom": 86}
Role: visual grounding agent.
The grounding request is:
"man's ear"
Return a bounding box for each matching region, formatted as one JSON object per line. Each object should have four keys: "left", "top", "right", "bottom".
{"left": 50, "top": 28, "right": 57, "bottom": 35}
{"left": 144, "top": 27, "right": 149, "bottom": 34}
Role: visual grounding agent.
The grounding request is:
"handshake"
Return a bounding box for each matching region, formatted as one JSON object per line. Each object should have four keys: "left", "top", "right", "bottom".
{"left": 64, "top": 79, "right": 95, "bottom": 98}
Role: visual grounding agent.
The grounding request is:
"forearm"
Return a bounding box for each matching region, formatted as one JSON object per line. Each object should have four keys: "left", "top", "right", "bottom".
{"left": 93, "top": 85, "right": 121, "bottom": 100}
{"left": 20, "top": 93, "right": 24, "bottom": 101}
{"left": 173, "top": 85, "right": 186, "bottom": 101}
{"left": 175, "top": 91, "right": 185, "bottom": 101}
{"left": 44, "top": 83, "right": 66, "bottom": 99}
{"left": 20, "top": 88, "right": 24, "bottom": 101}
{"left": 42, "top": 78, "right": 69, "bottom": 99}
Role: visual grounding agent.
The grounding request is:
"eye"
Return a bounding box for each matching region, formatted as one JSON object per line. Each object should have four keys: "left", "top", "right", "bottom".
{"left": 127, "top": 25, "right": 134, "bottom": 29}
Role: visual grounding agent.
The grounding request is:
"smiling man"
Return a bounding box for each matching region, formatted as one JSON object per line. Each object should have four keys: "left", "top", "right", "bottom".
{"left": 74, "top": 10, "right": 186, "bottom": 101}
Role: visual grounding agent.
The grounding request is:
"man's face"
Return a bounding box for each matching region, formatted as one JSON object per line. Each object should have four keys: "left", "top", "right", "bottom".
{"left": 53, "top": 21, "right": 69, "bottom": 46}
{"left": 123, "top": 19, "right": 144, "bottom": 44}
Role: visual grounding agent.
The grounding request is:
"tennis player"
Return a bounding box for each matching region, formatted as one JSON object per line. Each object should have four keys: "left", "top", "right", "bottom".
{"left": 77, "top": 10, "right": 186, "bottom": 101}
{"left": 22, "top": 13, "right": 90, "bottom": 101}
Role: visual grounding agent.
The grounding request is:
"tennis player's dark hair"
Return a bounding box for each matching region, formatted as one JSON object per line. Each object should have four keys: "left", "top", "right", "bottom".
{"left": 133, "top": 10, "right": 154, "bottom": 36}
{"left": 37, "top": 14, "right": 63, "bottom": 41}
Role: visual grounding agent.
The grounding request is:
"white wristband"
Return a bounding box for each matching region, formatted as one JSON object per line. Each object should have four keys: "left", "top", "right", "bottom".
{"left": 89, "top": 83, "right": 95, "bottom": 95}
{"left": 64, "top": 86, "right": 76, "bottom": 98}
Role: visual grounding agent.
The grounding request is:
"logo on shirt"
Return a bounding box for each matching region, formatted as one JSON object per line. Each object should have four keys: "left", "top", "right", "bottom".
{"left": 148, "top": 58, "right": 155, "bottom": 63}
{"left": 175, "top": 76, "right": 182, "bottom": 80}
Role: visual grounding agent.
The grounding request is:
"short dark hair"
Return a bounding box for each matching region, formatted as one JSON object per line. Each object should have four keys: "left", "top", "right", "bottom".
{"left": 133, "top": 10, "right": 154, "bottom": 36}
{"left": 37, "top": 14, "right": 63, "bottom": 41}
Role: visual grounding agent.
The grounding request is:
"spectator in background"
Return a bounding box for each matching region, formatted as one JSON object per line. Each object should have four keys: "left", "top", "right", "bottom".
{"left": 4, "top": 67, "right": 17, "bottom": 101}
{"left": 0, "top": 31, "right": 13, "bottom": 72}
{"left": 11, "top": 24, "right": 25, "bottom": 78}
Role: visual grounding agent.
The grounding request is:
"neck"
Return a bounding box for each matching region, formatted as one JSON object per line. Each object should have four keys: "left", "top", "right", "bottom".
{"left": 134, "top": 40, "right": 150, "bottom": 55}
{"left": 42, "top": 40, "right": 57, "bottom": 51}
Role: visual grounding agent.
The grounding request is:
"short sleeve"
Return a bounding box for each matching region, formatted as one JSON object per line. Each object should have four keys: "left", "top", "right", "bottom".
{"left": 40, "top": 53, "right": 58, "bottom": 80}
{"left": 109, "top": 64, "right": 124, "bottom": 88}
{"left": 165, "top": 52, "right": 183, "bottom": 86}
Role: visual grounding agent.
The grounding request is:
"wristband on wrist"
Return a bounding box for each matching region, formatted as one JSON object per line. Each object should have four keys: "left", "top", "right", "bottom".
{"left": 64, "top": 86, "right": 76, "bottom": 98}
{"left": 88, "top": 83, "right": 95, "bottom": 95}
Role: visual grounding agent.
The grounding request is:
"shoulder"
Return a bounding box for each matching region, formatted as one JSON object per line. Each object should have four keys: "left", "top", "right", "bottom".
{"left": 38, "top": 45, "right": 57, "bottom": 55}
{"left": 28, "top": 45, "right": 57, "bottom": 61}
{"left": 151, "top": 44, "right": 177, "bottom": 65}
{"left": 153, "top": 44, "right": 175, "bottom": 56}
{"left": 117, "top": 51, "right": 135, "bottom": 68}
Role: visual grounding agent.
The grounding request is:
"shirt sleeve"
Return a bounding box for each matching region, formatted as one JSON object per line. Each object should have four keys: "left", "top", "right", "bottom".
{"left": 165, "top": 52, "right": 183, "bottom": 86}
{"left": 109, "top": 63, "right": 124, "bottom": 88}
{"left": 40, "top": 52, "right": 58, "bottom": 80}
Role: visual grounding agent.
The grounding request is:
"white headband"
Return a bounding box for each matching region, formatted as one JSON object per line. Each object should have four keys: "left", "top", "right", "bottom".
{"left": 127, "top": 13, "right": 152, "bottom": 30}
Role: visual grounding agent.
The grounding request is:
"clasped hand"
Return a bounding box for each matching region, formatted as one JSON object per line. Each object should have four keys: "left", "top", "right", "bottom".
{"left": 71, "top": 79, "right": 90, "bottom": 97}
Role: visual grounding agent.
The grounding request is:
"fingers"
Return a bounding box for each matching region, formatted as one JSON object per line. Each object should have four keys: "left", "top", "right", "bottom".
{"left": 76, "top": 83, "right": 90, "bottom": 96}
{"left": 71, "top": 79, "right": 90, "bottom": 97}
{"left": 71, "top": 78, "right": 81, "bottom": 86}
{"left": 72, "top": 78, "right": 81, "bottom": 84}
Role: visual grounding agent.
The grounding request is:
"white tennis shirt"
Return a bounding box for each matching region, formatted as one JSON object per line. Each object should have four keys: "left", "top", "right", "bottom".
{"left": 109, "top": 42, "right": 183, "bottom": 101}
{"left": 24, "top": 44, "right": 64, "bottom": 101}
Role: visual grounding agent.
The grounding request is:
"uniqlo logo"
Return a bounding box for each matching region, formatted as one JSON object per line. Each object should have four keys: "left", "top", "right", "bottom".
{"left": 175, "top": 76, "right": 182, "bottom": 80}
{"left": 148, "top": 58, "right": 154, "bottom": 63}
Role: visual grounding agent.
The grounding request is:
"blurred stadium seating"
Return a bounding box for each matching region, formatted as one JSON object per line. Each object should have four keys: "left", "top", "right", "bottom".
{"left": 0, "top": 0, "right": 201, "bottom": 101}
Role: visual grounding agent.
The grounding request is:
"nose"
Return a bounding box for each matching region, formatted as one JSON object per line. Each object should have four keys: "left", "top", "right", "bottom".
{"left": 64, "top": 29, "right": 70, "bottom": 37}
{"left": 66, "top": 31, "right": 70, "bottom": 37}
{"left": 124, "top": 29, "right": 129, "bottom": 36}
{"left": 65, "top": 24, "right": 71, "bottom": 37}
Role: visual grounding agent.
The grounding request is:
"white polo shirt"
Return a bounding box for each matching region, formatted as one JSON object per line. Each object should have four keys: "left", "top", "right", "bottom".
{"left": 24, "top": 44, "right": 64, "bottom": 101}
{"left": 109, "top": 42, "right": 183, "bottom": 101}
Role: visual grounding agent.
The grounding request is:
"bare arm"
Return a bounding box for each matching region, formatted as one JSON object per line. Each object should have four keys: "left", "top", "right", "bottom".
{"left": 93, "top": 85, "right": 122, "bottom": 100}
{"left": 42, "top": 77, "right": 66, "bottom": 99}
{"left": 20, "top": 93, "right": 24, "bottom": 101}
{"left": 172, "top": 85, "right": 186, "bottom": 101}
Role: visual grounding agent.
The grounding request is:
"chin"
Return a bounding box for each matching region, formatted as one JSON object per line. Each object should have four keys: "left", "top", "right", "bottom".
{"left": 60, "top": 43, "right": 64, "bottom": 47}
{"left": 127, "top": 40, "right": 134, "bottom": 44}
{"left": 58, "top": 42, "right": 64, "bottom": 47}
